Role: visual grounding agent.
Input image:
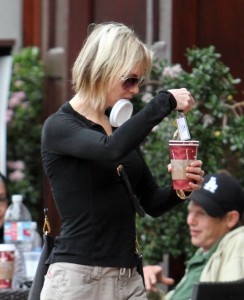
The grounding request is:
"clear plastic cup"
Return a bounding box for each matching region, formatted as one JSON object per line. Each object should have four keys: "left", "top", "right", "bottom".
{"left": 23, "top": 251, "right": 41, "bottom": 281}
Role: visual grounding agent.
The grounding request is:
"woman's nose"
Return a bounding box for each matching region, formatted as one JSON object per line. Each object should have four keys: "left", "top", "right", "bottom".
{"left": 129, "top": 84, "right": 140, "bottom": 95}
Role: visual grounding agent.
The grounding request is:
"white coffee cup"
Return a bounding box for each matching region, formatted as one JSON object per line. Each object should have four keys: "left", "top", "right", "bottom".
{"left": 109, "top": 99, "right": 133, "bottom": 127}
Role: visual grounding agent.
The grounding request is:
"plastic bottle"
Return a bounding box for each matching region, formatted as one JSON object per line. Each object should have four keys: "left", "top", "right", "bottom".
{"left": 4, "top": 194, "right": 32, "bottom": 287}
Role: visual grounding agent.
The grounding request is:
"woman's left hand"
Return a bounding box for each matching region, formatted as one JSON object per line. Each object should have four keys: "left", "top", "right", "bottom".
{"left": 168, "top": 159, "right": 204, "bottom": 191}
{"left": 185, "top": 159, "right": 204, "bottom": 190}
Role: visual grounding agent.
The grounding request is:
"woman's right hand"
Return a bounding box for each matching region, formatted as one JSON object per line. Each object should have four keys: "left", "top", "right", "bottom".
{"left": 168, "top": 88, "right": 195, "bottom": 114}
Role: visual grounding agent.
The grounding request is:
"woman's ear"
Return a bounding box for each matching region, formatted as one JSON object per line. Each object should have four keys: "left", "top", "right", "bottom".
{"left": 226, "top": 210, "right": 240, "bottom": 229}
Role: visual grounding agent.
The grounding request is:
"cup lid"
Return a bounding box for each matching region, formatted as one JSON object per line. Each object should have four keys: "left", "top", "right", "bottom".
{"left": 109, "top": 99, "right": 133, "bottom": 127}
{"left": 0, "top": 244, "right": 16, "bottom": 251}
{"left": 169, "top": 140, "right": 199, "bottom": 145}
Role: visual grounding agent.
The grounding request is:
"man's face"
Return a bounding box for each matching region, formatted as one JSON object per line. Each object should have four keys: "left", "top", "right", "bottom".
{"left": 187, "top": 201, "right": 230, "bottom": 252}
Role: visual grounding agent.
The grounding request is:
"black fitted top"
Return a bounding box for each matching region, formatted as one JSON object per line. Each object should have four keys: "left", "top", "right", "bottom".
{"left": 41, "top": 91, "right": 182, "bottom": 268}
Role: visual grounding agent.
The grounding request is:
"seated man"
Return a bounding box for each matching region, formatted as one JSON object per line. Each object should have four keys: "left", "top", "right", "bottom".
{"left": 144, "top": 172, "right": 244, "bottom": 300}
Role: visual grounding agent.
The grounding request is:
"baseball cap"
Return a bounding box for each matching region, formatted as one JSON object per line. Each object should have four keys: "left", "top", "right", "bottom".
{"left": 188, "top": 173, "right": 244, "bottom": 217}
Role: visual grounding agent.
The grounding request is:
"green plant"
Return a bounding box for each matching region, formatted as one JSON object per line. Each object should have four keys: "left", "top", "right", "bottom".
{"left": 6, "top": 47, "right": 44, "bottom": 221}
{"left": 136, "top": 45, "right": 244, "bottom": 264}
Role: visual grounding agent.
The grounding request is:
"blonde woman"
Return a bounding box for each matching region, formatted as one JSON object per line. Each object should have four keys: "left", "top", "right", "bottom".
{"left": 41, "top": 22, "right": 204, "bottom": 300}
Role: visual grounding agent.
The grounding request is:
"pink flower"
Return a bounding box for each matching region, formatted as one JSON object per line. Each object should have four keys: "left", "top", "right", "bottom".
{"left": 15, "top": 160, "right": 25, "bottom": 170}
{"left": 14, "top": 91, "right": 26, "bottom": 100}
{"left": 203, "top": 114, "right": 214, "bottom": 126}
{"left": 7, "top": 161, "right": 16, "bottom": 170}
{"left": 142, "top": 92, "right": 153, "bottom": 104}
{"left": 21, "top": 101, "right": 30, "bottom": 109}
{"left": 7, "top": 160, "right": 25, "bottom": 171}
{"left": 5, "top": 109, "right": 13, "bottom": 123}
{"left": 9, "top": 96, "right": 22, "bottom": 108}
{"left": 162, "top": 64, "right": 183, "bottom": 78}
{"left": 8, "top": 91, "right": 26, "bottom": 108}
{"left": 9, "top": 170, "right": 25, "bottom": 182}
{"left": 14, "top": 80, "right": 24, "bottom": 88}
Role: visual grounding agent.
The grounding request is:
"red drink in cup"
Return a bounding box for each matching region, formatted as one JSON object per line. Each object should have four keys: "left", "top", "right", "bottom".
{"left": 169, "top": 140, "right": 199, "bottom": 190}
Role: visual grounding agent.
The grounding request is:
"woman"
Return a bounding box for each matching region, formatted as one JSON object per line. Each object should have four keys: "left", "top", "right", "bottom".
{"left": 0, "top": 173, "right": 9, "bottom": 243}
{"left": 41, "top": 22, "right": 204, "bottom": 300}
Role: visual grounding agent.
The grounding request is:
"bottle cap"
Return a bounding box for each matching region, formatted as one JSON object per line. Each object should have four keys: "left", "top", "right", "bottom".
{"left": 12, "top": 194, "right": 23, "bottom": 203}
{"left": 109, "top": 99, "right": 133, "bottom": 127}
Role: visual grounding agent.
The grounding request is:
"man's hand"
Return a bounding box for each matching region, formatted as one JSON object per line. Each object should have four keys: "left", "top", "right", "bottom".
{"left": 144, "top": 265, "right": 174, "bottom": 292}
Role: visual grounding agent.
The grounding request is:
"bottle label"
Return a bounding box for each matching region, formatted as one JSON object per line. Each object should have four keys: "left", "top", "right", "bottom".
{"left": 4, "top": 221, "right": 32, "bottom": 242}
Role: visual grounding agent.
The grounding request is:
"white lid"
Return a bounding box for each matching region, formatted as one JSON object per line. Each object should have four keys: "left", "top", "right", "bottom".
{"left": 12, "top": 194, "right": 23, "bottom": 203}
{"left": 0, "top": 244, "right": 16, "bottom": 251}
{"left": 109, "top": 99, "right": 133, "bottom": 127}
{"left": 169, "top": 140, "right": 199, "bottom": 145}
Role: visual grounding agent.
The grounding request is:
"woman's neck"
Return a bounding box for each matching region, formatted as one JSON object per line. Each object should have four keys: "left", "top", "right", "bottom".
{"left": 69, "top": 95, "right": 112, "bottom": 135}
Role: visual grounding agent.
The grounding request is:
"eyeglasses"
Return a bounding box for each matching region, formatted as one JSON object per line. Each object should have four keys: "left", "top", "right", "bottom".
{"left": 0, "top": 195, "right": 8, "bottom": 202}
{"left": 121, "top": 76, "right": 146, "bottom": 90}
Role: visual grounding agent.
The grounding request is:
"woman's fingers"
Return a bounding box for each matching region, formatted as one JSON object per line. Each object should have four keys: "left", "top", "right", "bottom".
{"left": 168, "top": 88, "right": 195, "bottom": 113}
{"left": 186, "top": 160, "right": 204, "bottom": 190}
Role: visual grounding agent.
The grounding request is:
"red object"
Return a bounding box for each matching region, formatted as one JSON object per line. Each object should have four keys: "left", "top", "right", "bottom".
{"left": 169, "top": 140, "right": 199, "bottom": 190}
{"left": 0, "top": 246, "right": 15, "bottom": 289}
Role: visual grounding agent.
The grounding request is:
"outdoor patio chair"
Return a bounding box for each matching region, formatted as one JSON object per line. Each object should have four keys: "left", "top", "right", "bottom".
{"left": 192, "top": 278, "right": 244, "bottom": 300}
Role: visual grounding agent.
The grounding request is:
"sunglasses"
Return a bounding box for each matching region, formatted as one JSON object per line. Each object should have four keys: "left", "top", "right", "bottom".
{"left": 121, "top": 76, "right": 146, "bottom": 90}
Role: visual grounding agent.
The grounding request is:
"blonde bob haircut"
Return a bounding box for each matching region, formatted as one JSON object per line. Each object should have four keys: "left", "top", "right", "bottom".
{"left": 72, "top": 22, "right": 153, "bottom": 110}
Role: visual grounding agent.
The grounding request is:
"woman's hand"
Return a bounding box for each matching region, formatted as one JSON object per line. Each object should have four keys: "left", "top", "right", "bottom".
{"left": 186, "top": 159, "right": 204, "bottom": 190}
{"left": 168, "top": 159, "right": 204, "bottom": 191}
{"left": 168, "top": 88, "right": 195, "bottom": 114}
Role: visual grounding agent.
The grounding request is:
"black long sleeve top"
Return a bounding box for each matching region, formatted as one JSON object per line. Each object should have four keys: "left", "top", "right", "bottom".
{"left": 41, "top": 90, "right": 183, "bottom": 268}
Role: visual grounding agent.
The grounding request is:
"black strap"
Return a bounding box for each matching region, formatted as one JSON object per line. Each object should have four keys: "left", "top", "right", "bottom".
{"left": 42, "top": 173, "right": 51, "bottom": 235}
{"left": 136, "top": 255, "right": 145, "bottom": 286}
{"left": 117, "top": 165, "right": 145, "bottom": 217}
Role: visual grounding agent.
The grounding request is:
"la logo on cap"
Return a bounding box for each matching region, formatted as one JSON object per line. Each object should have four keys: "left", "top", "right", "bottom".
{"left": 203, "top": 177, "right": 218, "bottom": 193}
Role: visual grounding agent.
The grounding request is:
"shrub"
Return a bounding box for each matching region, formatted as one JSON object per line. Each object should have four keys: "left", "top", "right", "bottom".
{"left": 6, "top": 47, "right": 44, "bottom": 221}
{"left": 136, "top": 45, "right": 244, "bottom": 264}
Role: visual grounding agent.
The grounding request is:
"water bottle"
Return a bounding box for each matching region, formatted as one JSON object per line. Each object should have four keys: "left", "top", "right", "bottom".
{"left": 4, "top": 194, "right": 32, "bottom": 287}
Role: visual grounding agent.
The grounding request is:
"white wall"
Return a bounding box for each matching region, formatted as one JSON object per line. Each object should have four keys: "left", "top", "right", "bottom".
{"left": 0, "top": 56, "right": 12, "bottom": 175}
{"left": 0, "top": 0, "right": 22, "bottom": 51}
{"left": 146, "top": 0, "right": 172, "bottom": 62}
{"left": 0, "top": 0, "right": 22, "bottom": 175}
{"left": 159, "top": 0, "right": 172, "bottom": 62}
